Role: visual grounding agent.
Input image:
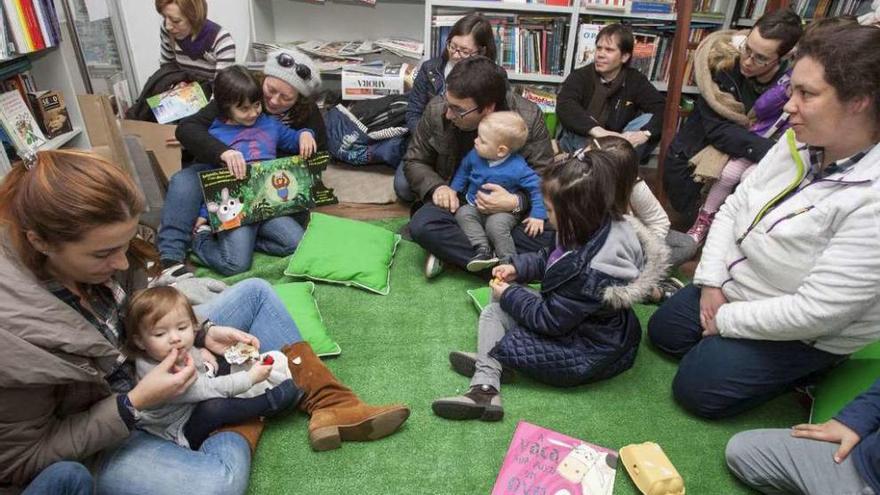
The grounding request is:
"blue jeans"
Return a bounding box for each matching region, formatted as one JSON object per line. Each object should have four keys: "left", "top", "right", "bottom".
{"left": 158, "top": 163, "right": 213, "bottom": 264}
{"left": 191, "top": 216, "right": 305, "bottom": 276}
{"left": 394, "top": 160, "right": 416, "bottom": 202}
{"left": 23, "top": 461, "right": 93, "bottom": 495}
{"left": 410, "top": 202, "right": 555, "bottom": 272}
{"left": 558, "top": 113, "right": 655, "bottom": 161}
{"left": 647, "top": 284, "right": 846, "bottom": 419}
{"left": 195, "top": 278, "right": 304, "bottom": 351}
{"left": 95, "top": 279, "right": 304, "bottom": 495}
{"left": 95, "top": 430, "right": 250, "bottom": 495}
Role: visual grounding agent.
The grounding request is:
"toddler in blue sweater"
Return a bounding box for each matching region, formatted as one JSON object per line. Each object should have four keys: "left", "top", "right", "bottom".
{"left": 192, "top": 65, "right": 316, "bottom": 276}
{"left": 450, "top": 111, "right": 546, "bottom": 272}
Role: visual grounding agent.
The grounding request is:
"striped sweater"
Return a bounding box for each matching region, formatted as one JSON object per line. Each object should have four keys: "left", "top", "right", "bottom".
{"left": 159, "top": 19, "right": 236, "bottom": 82}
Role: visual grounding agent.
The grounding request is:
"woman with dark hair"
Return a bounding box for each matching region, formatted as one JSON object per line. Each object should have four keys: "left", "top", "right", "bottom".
{"left": 396, "top": 12, "right": 498, "bottom": 201}
{"left": 0, "top": 150, "right": 409, "bottom": 494}
{"left": 648, "top": 22, "right": 880, "bottom": 421}
{"left": 158, "top": 48, "right": 327, "bottom": 277}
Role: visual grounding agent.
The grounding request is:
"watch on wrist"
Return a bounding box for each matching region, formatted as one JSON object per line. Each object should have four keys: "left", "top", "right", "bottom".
{"left": 511, "top": 195, "right": 523, "bottom": 215}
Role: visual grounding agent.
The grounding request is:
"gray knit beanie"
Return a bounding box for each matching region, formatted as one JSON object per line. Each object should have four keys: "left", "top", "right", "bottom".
{"left": 263, "top": 48, "right": 322, "bottom": 98}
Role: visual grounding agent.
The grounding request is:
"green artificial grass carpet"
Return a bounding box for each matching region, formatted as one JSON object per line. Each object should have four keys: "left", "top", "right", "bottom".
{"left": 195, "top": 217, "right": 807, "bottom": 494}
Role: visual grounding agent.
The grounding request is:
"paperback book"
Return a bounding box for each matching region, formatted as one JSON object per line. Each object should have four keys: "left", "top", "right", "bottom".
{"left": 492, "top": 421, "right": 618, "bottom": 495}
{"left": 147, "top": 82, "right": 208, "bottom": 124}
{"left": 198, "top": 152, "right": 338, "bottom": 233}
{"left": 574, "top": 23, "right": 603, "bottom": 69}
{"left": 0, "top": 89, "right": 45, "bottom": 153}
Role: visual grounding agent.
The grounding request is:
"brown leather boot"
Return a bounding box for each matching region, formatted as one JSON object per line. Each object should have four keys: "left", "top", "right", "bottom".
{"left": 282, "top": 342, "right": 410, "bottom": 451}
{"left": 213, "top": 417, "right": 265, "bottom": 455}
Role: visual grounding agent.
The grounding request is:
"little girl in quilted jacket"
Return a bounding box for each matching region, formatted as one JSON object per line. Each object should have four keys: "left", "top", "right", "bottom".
{"left": 431, "top": 144, "right": 668, "bottom": 421}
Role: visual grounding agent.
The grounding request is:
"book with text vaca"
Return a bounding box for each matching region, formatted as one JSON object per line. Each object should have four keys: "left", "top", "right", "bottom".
{"left": 198, "top": 152, "right": 338, "bottom": 233}
{"left": 492, "top": 421, "right": 618, "bottom": 495}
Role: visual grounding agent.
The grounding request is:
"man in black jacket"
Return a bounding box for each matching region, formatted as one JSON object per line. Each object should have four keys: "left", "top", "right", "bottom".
{"left": 663, "top": 9, "right": 803, "bottom": 221}
{"left": 556, "top": 23, "right": 665, "bottom": 160}
{"left": 403, "top": 56, "right": 555, "bottom": 278}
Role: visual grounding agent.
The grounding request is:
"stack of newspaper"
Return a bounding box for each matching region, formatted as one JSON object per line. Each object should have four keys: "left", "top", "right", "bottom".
{"left": 374, "top": 38, "right": 424, "bottom": 59}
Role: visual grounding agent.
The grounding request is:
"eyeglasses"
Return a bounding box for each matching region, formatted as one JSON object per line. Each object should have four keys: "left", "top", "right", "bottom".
{"left": 446, "top": 41, "right": 481, "bottom": 58}
{"left": 276, "top": 52, "right": 312, "bottom": 80}
{"left": 443, "top": 95, "right": 479, "bottom": 120}
{"left": 739, "top": 43, "right": 777, "bottom": 67}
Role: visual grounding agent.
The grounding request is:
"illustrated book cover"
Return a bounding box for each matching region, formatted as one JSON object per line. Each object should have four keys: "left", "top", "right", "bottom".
{"left": 199, "top": 152, "right": 338, "bottom": 233}
{"left": 492, "top": 421, "right": 618, "bottom": 495}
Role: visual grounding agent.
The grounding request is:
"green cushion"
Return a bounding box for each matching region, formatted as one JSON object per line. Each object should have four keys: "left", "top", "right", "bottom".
{"left": 272, "top": 281, "right": 341, "bottom": 357}
{"left": 852, "top": 341, "right": 880, "bottom": 360}
{"left": 284, "top": 212, "right": 401, "bottom": 295}
{"left": 811, "top": 358, "right": 880, "bottom": 423}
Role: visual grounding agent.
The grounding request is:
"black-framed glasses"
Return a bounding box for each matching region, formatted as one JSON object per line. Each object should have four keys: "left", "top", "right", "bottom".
{"left": 276, "top": 52, "right": 312, "bottom": 80}
{"left": 739, "top": 43, "right": 777, "bottom": 67}
{"left": 446, "top": 40, "right": 482, "bottom": 58}
{"left": 442, "top": 95, "right": 479, "bottom": 120}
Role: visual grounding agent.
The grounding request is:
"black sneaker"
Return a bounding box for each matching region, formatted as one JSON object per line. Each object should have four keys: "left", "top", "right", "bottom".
{"left": 432, "top": 384, "right": 503, "bottom": 421}
{"left": 466, "top": 251, "right": 499, "bottom": 272}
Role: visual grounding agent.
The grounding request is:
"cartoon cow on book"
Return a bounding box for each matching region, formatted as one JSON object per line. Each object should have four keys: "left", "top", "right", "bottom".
{"left": 548, "top": 439, "right": 617, "bottom": 495}
{"left": 207, "top": 187, "right": 245, "bottom": 230}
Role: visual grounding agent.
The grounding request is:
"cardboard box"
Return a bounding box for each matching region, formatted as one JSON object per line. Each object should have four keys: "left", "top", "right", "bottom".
{"left": 28, "top": 90, "right": 73, "bottom": 139}
{"left": 77, "top": 94, "right": 133, "bottom": 176}
{"left": 120, "top": 120, "right": 181, "bottom": 182}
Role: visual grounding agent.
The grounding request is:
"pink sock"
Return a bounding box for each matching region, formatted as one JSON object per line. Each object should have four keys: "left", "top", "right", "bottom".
{"left": 703, "top": 158, "right": 754, "bottom": 214}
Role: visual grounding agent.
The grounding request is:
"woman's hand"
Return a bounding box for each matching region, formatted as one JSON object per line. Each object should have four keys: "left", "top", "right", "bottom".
{"left": 490, "top": 278, "right": 510, "bottom": 300}
{"left": 475, "top": 184, "right": 518, "bottom": 215}
{"left": 492, "top": 264, "right": 517, "bottom": 283}
{"left": 127, "top": 349, "right": 197, "bottom": 409}
{"left": 220, "top": 150, "right": 247, "bottom": 179}
{"left": 791, "top": 419, "right": 861, "bottom": 463}
{"left": 299, "top": 132, "right": 317, "bottom": 159}
{"left": 700, "top": 286, "right": 728, "bottom": 337}
{"left": 247, "top": 361, "right": 273, "bottom": 385}
{"left": 522, "top": 217, "right": 544, "bottom": 238}
{"left": 432, "top": 185, "right": 460, "bottom": 213}
{"left": 204, "top": 325, "right": 260, "bottom": 356}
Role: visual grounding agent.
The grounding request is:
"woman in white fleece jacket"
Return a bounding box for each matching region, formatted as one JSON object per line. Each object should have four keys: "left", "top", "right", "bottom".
{"left": 648, "top": 22, "right": 880, "bottom": 419}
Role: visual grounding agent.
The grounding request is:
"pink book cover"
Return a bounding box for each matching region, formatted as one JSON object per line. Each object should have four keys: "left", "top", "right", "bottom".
{"left": 492, "top": 421, "right": 618, "bottom": 495}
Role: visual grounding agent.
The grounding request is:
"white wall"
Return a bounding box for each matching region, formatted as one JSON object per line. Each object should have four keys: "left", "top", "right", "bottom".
{"left": 118, "top": 0, "right": 251, "bottom": 90}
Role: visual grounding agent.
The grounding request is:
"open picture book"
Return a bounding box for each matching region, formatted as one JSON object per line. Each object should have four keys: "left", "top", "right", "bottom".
{"left": 198, "top": 152, "right": 338, "bottom": 233}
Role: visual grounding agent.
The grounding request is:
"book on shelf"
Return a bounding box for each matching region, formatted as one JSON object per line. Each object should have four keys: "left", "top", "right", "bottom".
{"left": 520, "top": 84, "right": 557, "bottom": 113}
{"left": 0, "top": 89, "right": 45, "bottom": 153}
{"left": 574, "top": 23, "right": 602, "bottom": 69}
{"left": 491, "top": 421, "right": 618, "bottom": 495}
{"left": 198, "top": 153, "right": 337, "bottom": 233}
{"left": 0, "top": 0, "right": 59, "bottom": 58}
{"left": 27, "top": 89, "right": 71, "bottom": 139}
{"left": 146, "top": 82, "right": 208, "bottom": 125}
{"left": 631, "top": 32, "right": 659, "bottom": 79}
{"left": 630, "top": 0, "right": 675, "bottom": 13}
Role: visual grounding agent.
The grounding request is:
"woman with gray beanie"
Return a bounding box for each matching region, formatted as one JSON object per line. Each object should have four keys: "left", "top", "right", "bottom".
{"left": 157, "top": 48, "right": 328, "bottom": 276}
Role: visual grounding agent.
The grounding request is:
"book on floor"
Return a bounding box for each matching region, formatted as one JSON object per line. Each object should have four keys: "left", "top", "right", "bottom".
{"left": 492, "top": 421, "right": 618, "bottom": 495}
{"left": 198, "top": 152, "right": 338, "bottom": 233}
{"left": 146, "top": 81, "right": 208, "bottom": 124}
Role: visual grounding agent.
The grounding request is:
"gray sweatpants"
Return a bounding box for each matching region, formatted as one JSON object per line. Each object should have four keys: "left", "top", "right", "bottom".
{"left": 471, "top": 301, "right": 529, "bottom": 391}
{"left": 454, "top": 204, "right": 518, "bottom": 259}
{"left": 726, "top": 429, "right": 875, "bottom": 495}
{"left": 666, "top": 230, "right": 698, "bottom": 268}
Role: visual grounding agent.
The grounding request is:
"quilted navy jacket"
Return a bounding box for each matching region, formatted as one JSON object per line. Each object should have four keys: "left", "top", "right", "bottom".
{"left": 490, "top": 219, "right": 668, "bottom": 387}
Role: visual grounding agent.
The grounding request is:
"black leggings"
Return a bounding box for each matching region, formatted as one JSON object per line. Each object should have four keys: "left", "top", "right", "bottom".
{"left": 183, "top": 379, "right": 301, "bottom": 449}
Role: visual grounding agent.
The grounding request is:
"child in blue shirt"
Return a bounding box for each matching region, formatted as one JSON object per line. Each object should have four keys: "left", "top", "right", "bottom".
{"left": 450, "top": 111, "right": 546, "bottom": 272}
{"left": 191, "top": 64, "right": 316, "bottom": 276}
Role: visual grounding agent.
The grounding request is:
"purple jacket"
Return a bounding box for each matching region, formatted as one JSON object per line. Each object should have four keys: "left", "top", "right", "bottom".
{"left": 750, "top": 70, "right": 792, "bottom": 138}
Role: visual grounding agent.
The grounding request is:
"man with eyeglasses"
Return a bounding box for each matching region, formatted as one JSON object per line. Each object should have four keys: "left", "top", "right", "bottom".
{"left": 662, "top": 9, "right": 803, "bottom": 224}
{"left": 403, "top": 56, "right": 555, "bottom": 279}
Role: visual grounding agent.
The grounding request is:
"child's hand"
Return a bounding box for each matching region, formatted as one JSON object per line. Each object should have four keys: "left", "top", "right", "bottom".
{"left": 523, "top": 217, "right": 544, "bottom": 237}
{"left": 248, "top": 361, "right": 273, "bottom": 385}
{"left": 299, "top": 132, "right": 317, "bottom": 159}
{"left": 199, "top": 348, "right": 218, "bottom": 373}
{"left": 220, "top": 150, "right": 247, "bottom": 179}
{"left": 492, "top": 264, "right": 517, "bottom": 283}
{"left": 490, "top": 277, "right": 510, "bottom": 300}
